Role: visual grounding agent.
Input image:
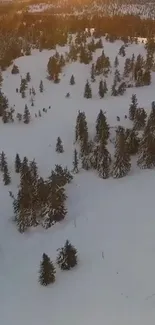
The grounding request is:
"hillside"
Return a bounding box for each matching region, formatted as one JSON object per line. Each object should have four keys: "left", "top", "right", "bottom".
{"left": 0, "top": 36, "right": 155, "bottom": 325}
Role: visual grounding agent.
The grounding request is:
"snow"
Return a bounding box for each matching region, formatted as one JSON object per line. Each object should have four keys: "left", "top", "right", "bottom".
{"left": 1, "top": 37, "right": 155, "bottom": 325}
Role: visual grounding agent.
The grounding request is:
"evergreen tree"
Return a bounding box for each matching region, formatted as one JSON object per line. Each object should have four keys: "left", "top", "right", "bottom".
{"left": 15, "top": 153, "right": 21, "bottom": 173}
{"left": 72, "top": 149, "right": 79, "bottom": 173}
{"left": 98, "top": 80, "right": 105, "bottom": 98}
{"left": 70, "top": 75, "right": 75, "bottom": 85}
{"left": 111, "top": 82, "right": 117, "bottom": 96}
{"left": 23, "top": 105, "right": 30, "bottom": 124}
{"left": 84, "top": 80, "right": 92, "bottom": 99}
{"left": 114, "top": 56, "right": 119, "bottom": 68}
{"left": 133, "top": 108, "right": 147, "bottom": 130}
{"left": 129, "top": 94, "right": 138, "bottom": 121}
{"left": 56, "top": 137, "right": 64, "bottom": 153}
{"left": 0, "top": 69, "right": 3, "bottom": 88}
{"left": 39, "top": 80, "right": 44, "bottom": 92}
{"left": 117, "top": 82, "right": 126, "bottom": 96}
{"left": 90, "top": 63, "right": 96, "bottom": 82}
{"left": 0, "top": 90, "right": 9, "bottom": 116}
{"left": 75, "top": 111, "right": 88, "bottom": 148}
{"left": 39, "top": 253, "right": 56, "bottom": 286}
{"left": 11, "top": 64, "right": 19, "bottom": 75}
{"left": 97, "top": 144, "right": 111, "bottom": 179}
{"left": 126, "top": 128, "right": 140, "bottom": 155}
{"left": 118, "top": 45, "right": 126, "bottom": 57}
{"left": 112, "top": 127, "right": 131, "bottom": 178}
{"left": 26, "top": 72, "right": 31, "bottom": 82}
{"left": 3, "top": 162, "right": 11, "bottom": 185}
{"left": 114, "top": 69, "right": 121, "bottom": 83}
{"left": 137, "top": 128, "right": 155, "bottom": 169}
{"left": 0, "top": 151, "right": 6, "bottom": 172}
{"left": 96, "top": 109, "right": 109, "bottom": 142}
{"left": 103, "top": 80, "right": 108, "bottom": 94}
{"left": 57, "top": 240, "right": 77, "bottom": 270}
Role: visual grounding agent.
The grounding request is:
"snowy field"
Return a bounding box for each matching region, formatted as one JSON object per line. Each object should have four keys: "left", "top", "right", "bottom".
{"left": 1, "top": 38, "right": 155, "bottom": 325}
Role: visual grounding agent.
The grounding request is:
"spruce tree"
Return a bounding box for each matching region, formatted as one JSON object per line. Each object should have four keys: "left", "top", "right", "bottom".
{"left": 72, "top": 149, "right": 79, "bottom": 173}
{"left": 97, "top": 144, "right": 111, "bottom": 179}
{"left": 129, "top": 94, "right": 138, "bottom": 121}
{"left": 3, "top": 161, "right": 11, "bottom": 185}
{"left": 90, "top": 63, "right": 96, "bottom": 82}
{"left": 133, "top": 108, "right": 147, "bottom": 130}
{"left": 39, "top": 253, "right": 56, "bottom": 286}
{"left": 15, "top": 153, "right": 21, "bottom": 173}
{"left": 11, "top": 64, "right": 19, "bottom": 75}
{"left": 126, "top": 128, "right": 140, "bottom": 155}
{"left": 111, "top": 82, "right": 117, "bottom": 96}
{"left": 23, "top": 105, "right": 30, "bottom": 124}
{"left": 57, "top": 240, "right": 77, "bottom": 270}
{"left": 0, "top": 151, "right": 6, "bottom": 172}
{"left": 70, "top": 75, "right": 75, "bottom": 85}
{"left": 39, "top": 80, "right": 44, "bottom": 92}
{"left": 98, "top": 80, "right": 105, "bottom": 98}
{"left": 26, "top": 72, "right": 31, "bottom": 82}
{"left": 114, "top": 56, "right": 119, "bottom": 68}
{"left": 137, "top": 128, "right": 155, "bottom": 169}
{"left": 84, "top": 80, "right": 92, "bottom": 98}
{"left": 95, "top": 109, "right": 109, "bottom": 142}
{"left": 112, "top": 127, "right": 131, "bottom": 178}
{"left": 56, "top": 137, "right": 64, "bottom": 153}
{"left": 103, "top": 80, "right": 108, "bottom": 94}
{"left": 0, "top": 69, "right": 3, "bottom": 87}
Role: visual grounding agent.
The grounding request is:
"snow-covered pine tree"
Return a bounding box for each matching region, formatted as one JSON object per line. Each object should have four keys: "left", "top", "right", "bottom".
{"left": 56, "top": 137, "right": 64, "bottom": 153}
{"left": 39, "top": 80, "right": 44, "bottom": 92}
{"left": 23, "top": 105, "right": 30, "bottom": 124}
{"left": 39, "top": 253, "right": 56, "bottom": 286}
{"left": 72, "top": 149, "right": 79, "bottom": 173}
{"left": 84, "top": 80, "right": 92, "bottom": 98}
{"left": 57, "top": 240, "right": 77, "bottom": 270}
{"left": 15, "top": 153, "right": 21, "bottom": 173}
{"left": 112, "top": 127, "right": 131, "bottom": 178}
{"left": 98, "top": 80, "right": 105, "bottom": 98}
{"left": 3, "top": 162, "right": 11, "bottom": 185}
{"left": 133, "top": 108, "right": 147, "bottom": 130}
{"left": 137, "top": 127, "right": 155, "bottom": 169}
{"left": 129, "top": 94, "right": 138, "bottom": 121}
{"left": 70, "top": 74, "right": 75, "bottom": 85}
{"left": 0, "top": 151, "right": 6, "bottom": 172}
{"left": 95, "top": 109, "right": 109, "bottom": 142}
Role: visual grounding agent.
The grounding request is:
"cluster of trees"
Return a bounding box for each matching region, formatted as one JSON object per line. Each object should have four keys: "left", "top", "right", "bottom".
{"left": 10, "top": 155, "right": 73, "bottom": 232}
{"left": 74, "top": 100, "right": 155, "bottom": 178}
{"left": 39, "top": 240, "right": 78, "bottom": 286}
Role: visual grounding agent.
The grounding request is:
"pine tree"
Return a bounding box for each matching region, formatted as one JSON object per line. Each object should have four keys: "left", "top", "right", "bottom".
{"left": 23, "top": 105, "right": 30, "bottom": 124}
{"left": 119, "top": 45, "right": 126, "bottom": 57}
{"left": 39, "top": 80, "right": 44, "bottom": 92}
{"left": 126, "top": 128, "right": 140, "bottom": 155}
{"left": 114, "top": 69, "right": 121, "bottom": 83}
{"left": 72, "top": 149, "right": 79, "bottom": 173}
{"left": 11, "top": 65, "right": 19, "bottom": 74}
{"left": 3, "top": 161, "right": 11, "bottom": 185}
{"left": 97, "top": 144, "right": 111, "bottom": 179}
{"left": 114, "top": 56, "right": 119, "bottom": 68}
{"left": 0, "top": 69, "right": 3, "bottom": 87}
{"left": 112, "top": 127, "right": 131, "bottom": 178}
{"left": 95, "top": 109, "right": 109, "bottom": 142}
{"left": 90, "top": 63, "right": 96, "bottom": 82}
{"left": 98, "top": 80, "right": 105, "bottom": 98}
{"left": 15, "top": 153, "right": 21, "bottom": 173}
{"left": 84, "top": 80, "right": 92, "bottom": 98}
{"left": 129, "top": 94, "right": 138, "bottom": 121}
{"left": 57, "top": 240, "right": 77, "bottom": 270}
{"left": 70, "top": 75, "right": 75, "bottom": 85}
{"left": 39, "top": 253, "right": 56, "bottom": 286}
{"left": 56, "top": 137, "right": 64, "bottom": 153}
{"left": 133, "top": 108, "right": 147, "bottom": 130}
{"left": 137, "top": 128, "right": 155, "bottom": 169}
{"left": 0, "top": 151, "right": 6, "bottom": 172}
{"left": 26, "top": 72, "right": 31, "bottom": 83}
{"left": 103, "top": 80, "right": 108, "bottom": 94}
{"left": 111, "top": 82, "right": 117, "bottom": 96}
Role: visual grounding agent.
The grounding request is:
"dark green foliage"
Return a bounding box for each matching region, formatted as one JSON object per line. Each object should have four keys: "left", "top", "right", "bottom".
{"left": 0, "top": 69, "right": 3, "bottom": 87}
{"left": 98, "top": 80, "right": 105, "bottom": 98}
{"left": 111, "top": 82, "right": 117, "bottom": 96}
{"left": 0, "top": 151, "right": 6, "bottom": 172}
{"left": 114, "top": 69, "right": 121, "bottom": 83}
{"left": 70, "top": 74, "right": 75, "bottom": 85}
{"left": 114, "top": 56, "right": 119, "bottom": 68}
{"left": 23, "top": 105, "right": 30, "bottom": 124}
{"left": 3, "top": 162, "right": 11, "bottom": 185}
{"left": 91, "top": 63, "right": 96, "bottom": 82}
{"left": 103, "top": 80, "right": 108, "bottom": 94}
{"left": 129, "top": 94, "right": 138, "bottom": 121}
{"left": 126, "top": 128, "right": 140, "bottom": 155}
{"left": 119, "top": 45, "right": 126, "bottom": 57}
{"left": 95, "top": 109, "right": 109, "bottom": 142}
{"left": 39, "top": 80, "right": 44, "bottom": 92}
{"left": 84, "top": 80, "right": 92, "bottom": 98}
{"left": 133, "top": 108, "right": 147, "bottom": 130}
{"left": 112, "top": 127, "right": 131, "bottom": 178}
{"left": 39, "top": 253, "right": 56, "bottom": 286}
{"left": 72, "top": 149, "right": 79, "bottom": 173}
{"left": 56, "top": 137, "right": 64, "bottom": 153}
{"left": 117, "top": 82, "right": 126, "bottom": 95}
{"left": 137, "top": 127, "right": 155, "bottom": 169}
{"left": 15, "top": 153, "right": 21, "bottom": 173}
{"left": 97, "top": 144, "right": 111, "bottom": 179}
{"left": 57, "top": 240, "right": 77, "bottom": 270}
{"left": 26, "top": 72, "right": 31, "bottom": 82}
{"left": 20, "top": 78, "right": 27, "bottom": 94}
{"left": 11, "top": 64, "right": 19, "bottom": 74}
{"left": 0, "top": 90, "right": 9, "bottom": 117}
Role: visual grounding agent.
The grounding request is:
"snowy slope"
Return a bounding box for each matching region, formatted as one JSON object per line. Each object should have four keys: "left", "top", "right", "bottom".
{"left": 1, "top": 38, "right": 155, "bottom": 325}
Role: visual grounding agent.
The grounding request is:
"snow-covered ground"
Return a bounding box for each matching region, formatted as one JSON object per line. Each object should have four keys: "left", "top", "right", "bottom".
{"left": 1, "top": 38, "right": 155, "bottom": 325}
